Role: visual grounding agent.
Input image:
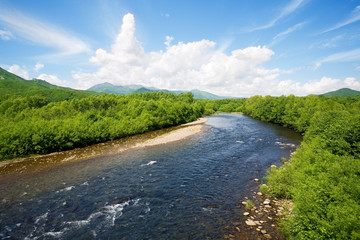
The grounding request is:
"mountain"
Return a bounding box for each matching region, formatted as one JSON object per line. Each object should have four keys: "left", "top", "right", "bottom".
{"left": 0, "top": 67, "right": 98, "bottom": 102}
{"left": 87, "top": 82, "right": 144, "bottom": 95}
{"left": 321, "top": 88, "right": 360, "bottom": 97}
{"left": 87, "top": 82, "right": 225, "bottom": 100}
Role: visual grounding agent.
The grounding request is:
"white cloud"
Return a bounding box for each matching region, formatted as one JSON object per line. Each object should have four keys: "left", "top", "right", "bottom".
{"left": 322, "top": 5, "right": 360, "bottom": 33}
{"left": 315, "top": 48, "right": 360, "bottom": 69}
{"left": 269, "top": 21, "right": 307, "bottom": 47}
{"left": 0, "top": 29, "right": 13, "bottom": 40}
{"left": 250, "top": 0, "right": 305, "bottom": 31}
{"left": 164, "top": 35, "right": 174, "bottom": 47}
{"left": 34, "top": 63, "right": 44, "bottom": 72}
{"left": 73, "top": 13, "right": 281, "bottom": 96}
{"left": 161, "top": 12, "right": 170, "bottom": 18}
{"left": 7, "top": 64, "right": 29, "bottom": 79}
{"left": 0, "top": 8, "right": 89, "bottom": 55}
{"left": 37, "top": 73, "right": 70, "bottom": 87}
{"left": 72, "top": 13, "right": 359, "bottom": 97}
{"left": 275, "top": 77, "right": 360, "bottom": 96}
{"left": 310, "top": 34, "right": 345, "bottom": 49}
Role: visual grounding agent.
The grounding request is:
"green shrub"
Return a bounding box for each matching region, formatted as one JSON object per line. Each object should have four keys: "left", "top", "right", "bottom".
{"left": 245, "top": 200, "right": 255, "bottom": 211}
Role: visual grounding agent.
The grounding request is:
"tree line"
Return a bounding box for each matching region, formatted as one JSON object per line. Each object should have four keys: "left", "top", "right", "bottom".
{"left": 0, "top": 92, "right": 204, "bottom": 160}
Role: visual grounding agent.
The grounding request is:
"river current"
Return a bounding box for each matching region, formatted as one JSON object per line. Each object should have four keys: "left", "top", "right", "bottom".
{"left": 0, "top": 113, "right": 301, "bottom": 239}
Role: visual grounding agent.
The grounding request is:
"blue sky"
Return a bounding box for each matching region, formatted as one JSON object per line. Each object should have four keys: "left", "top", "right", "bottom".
{"left": 0, "top": 0, "right": 360, "bottom": 97}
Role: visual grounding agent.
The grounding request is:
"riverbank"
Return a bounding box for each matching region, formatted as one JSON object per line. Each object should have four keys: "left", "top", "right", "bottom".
{"left": 0, "top": 118, "right": 207, "bottom": 175}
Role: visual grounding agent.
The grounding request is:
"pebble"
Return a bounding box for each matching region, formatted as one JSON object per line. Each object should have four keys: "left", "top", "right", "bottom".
{"left": 242, "top": 201, "right": 247, "bottom": 205}
{"left": 263, "top": 199, "right": 271, "bottom": 205}
{"left": 245, "top": 219, "right": 257, "bottom": 226}
{"left": 261, "top": 230, "right": 267, "bottom": 234}
{"left": 257, "top": 192, "right": 263, "bottom": 196}
{"left": 256, "top": 228, "right": 261, "bottom": 232}
{"left": 264, "top": 205, "right": 272, "bottom": 208}
{"left": 254, "top": 178, "right": 260, "bottom": 182}
{"left": 264, "top": 234, "right": 272, "bottom": 239}
{"left": 243, "top": 212, "right": 250, "bottom": 216}
{"left": 236, "top": 227, "right": 241, "bottom": 232}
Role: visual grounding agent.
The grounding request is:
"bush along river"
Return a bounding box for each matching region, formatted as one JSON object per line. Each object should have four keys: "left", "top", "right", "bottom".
{"left": 0, "top": 113, "right": 301, "bottom": 239}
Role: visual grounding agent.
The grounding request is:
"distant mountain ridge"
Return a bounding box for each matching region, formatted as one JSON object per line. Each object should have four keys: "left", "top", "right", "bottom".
{"left": 321, "top": 88, "right": 360, "bottom": 97}
{"left": 87, "top": 82, "right": 226, "bottom": 100}
{"left": 0, "top": 67, "right": 98, "bottom": 101}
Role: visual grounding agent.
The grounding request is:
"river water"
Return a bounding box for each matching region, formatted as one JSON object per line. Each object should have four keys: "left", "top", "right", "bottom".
{"left": 0, "top": 113, "right": 301, "bottom": 239}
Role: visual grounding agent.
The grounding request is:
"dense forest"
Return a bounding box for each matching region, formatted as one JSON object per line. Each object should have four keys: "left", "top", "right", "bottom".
{"left": 240, "top": 95, "right": 360, "bottom": 239}
{"left": 0, "top": 92, "right": 204, "bottom": 160}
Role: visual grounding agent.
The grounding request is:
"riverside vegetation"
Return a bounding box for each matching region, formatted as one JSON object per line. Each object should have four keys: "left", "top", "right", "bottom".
{"left": 241, "top": 95, "right": 360, "bottom": 239}
{"left": 1, "top": 67, "right": 360, "bottom": 239}
{"left": 0, "top": 92, "right": 204, "bottom": 160}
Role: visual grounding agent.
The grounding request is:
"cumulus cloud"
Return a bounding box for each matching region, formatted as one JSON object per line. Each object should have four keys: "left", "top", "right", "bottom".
{"left": 72, "top": 13, "right": 359, "bottom": 97}
{"left": 74, "top": 13, "right": 282, "bottom": 96}
{"left": 0, "top": 8, "right": 89, "bottom": 55}
{"left": 37, "top": 73, "right": 70, "bottom": 87}
{"left": 275, "top": 77, "right": 360, "bottom": 96}
{"left": 7, "top": 64, "right": 29, "bottom": 79}
{"left": 34, "top": 63, "right": 44, "bottom": 72}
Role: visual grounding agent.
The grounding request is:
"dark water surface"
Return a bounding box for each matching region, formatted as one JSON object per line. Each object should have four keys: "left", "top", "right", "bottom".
{"left": 0, "top": 113, "right": 301, "bottom": 239}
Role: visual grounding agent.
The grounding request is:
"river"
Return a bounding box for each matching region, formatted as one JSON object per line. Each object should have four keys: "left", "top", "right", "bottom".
{"left": 0, "top": 113, "right": 301, "bottom": 239}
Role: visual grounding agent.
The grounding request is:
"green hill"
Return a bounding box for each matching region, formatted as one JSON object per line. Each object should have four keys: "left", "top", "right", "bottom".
{"left": 88, "top": 82, "right": 225, "bottom": 100}
{"left": 87, "top": 82, "right": 143, "bottom": 94}
{"left": 321, "top": 88, "right": 360, "bottom": 97}
{"left": 0, "top": 67, "right": 98, "bottom": 102}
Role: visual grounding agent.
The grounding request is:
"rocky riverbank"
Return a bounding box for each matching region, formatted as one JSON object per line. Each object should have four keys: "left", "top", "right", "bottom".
{"left": 224, "top": 176, "right": 293, "bottom": 240}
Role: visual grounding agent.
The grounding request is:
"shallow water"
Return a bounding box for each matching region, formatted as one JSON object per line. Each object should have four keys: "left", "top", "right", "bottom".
{"left": 0, "top": 113, "right": 301, "bottom": 239}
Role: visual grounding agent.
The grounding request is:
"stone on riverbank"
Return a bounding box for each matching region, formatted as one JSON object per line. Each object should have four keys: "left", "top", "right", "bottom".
{"left": 245, "top": 219, "right": 257, "bottom": 226}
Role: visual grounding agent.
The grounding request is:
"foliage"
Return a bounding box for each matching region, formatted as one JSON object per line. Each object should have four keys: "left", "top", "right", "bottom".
{"left": 0, "top": 92, "right": 203, "bottom": 160}
{"left": 198, "top": 98, "right": 246, "bottom": 115}
{"left": 241, "top": 94, "right": 360, "bottom": 239}
{"left": 245, "top": 200, "right": 255, "bottom": 211}
{"left": 259, "top": 184, "right": 269, "bottom": 195}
